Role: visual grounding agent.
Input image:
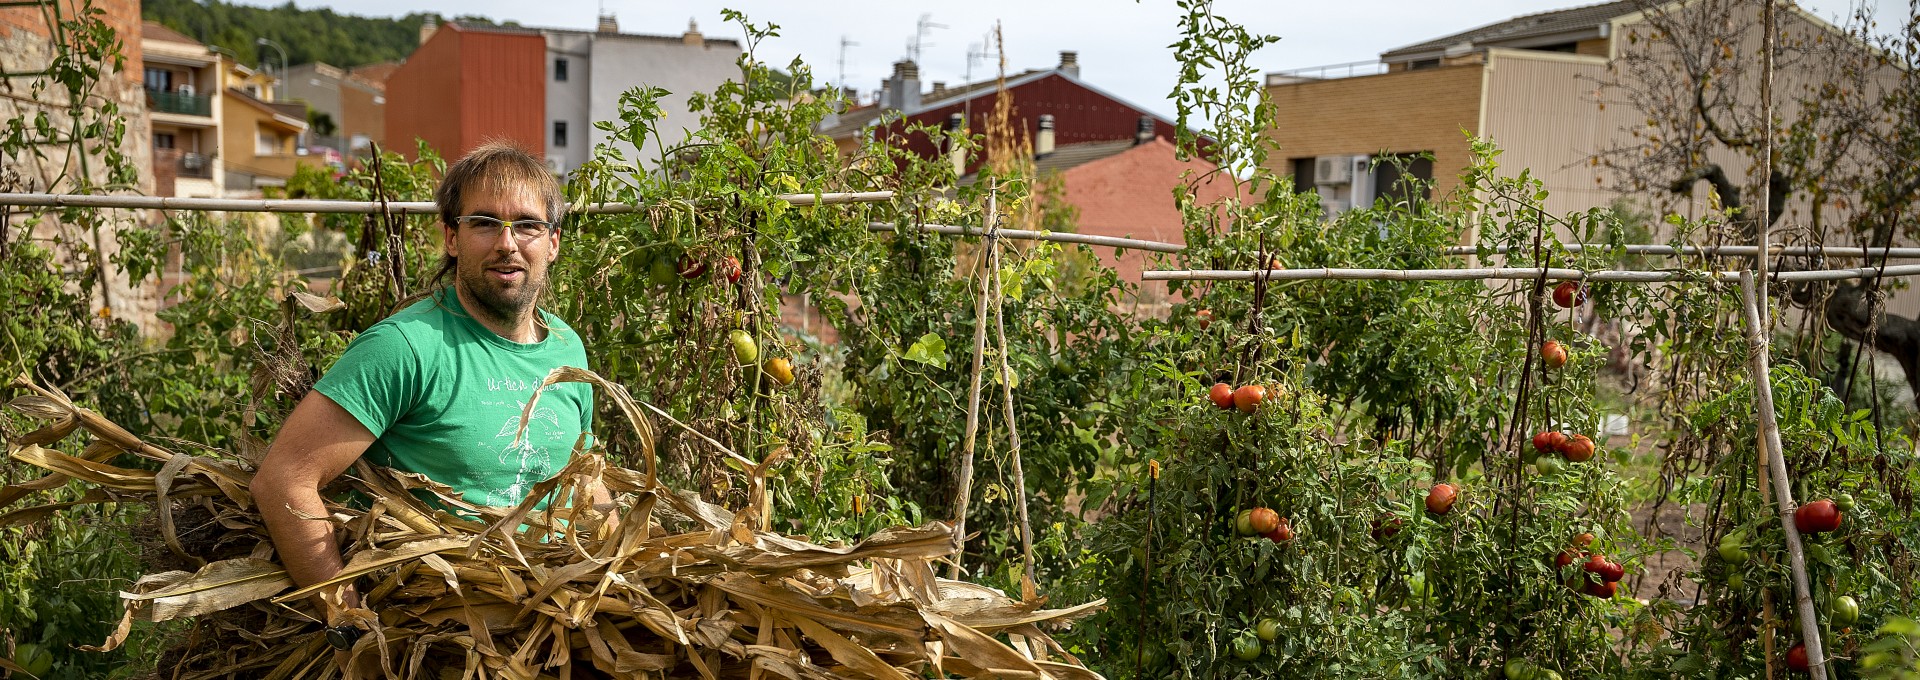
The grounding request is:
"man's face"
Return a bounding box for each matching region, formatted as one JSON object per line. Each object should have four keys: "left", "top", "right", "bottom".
{"left": 444, "top": 185, "right": 559, "bottom": 324}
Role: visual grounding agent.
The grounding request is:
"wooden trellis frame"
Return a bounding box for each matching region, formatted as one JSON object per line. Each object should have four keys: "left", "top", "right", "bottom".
{"left": 0, "top": 191, "right": 896, "bottom": 213}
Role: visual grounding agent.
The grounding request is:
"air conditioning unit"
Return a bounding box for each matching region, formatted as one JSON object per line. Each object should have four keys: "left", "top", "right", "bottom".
{"left": 545, "top": 156, "right": 564, "bottom": 174}
{"left": 181, "top": 153, "right": 205, "bottom": 170}
{"left": 1314, "top": 156, "right": 1352, "bottom": 185}
{"left": 177, "top": 84, "right": 195, "bottom": 96}
{"left": 1319, "top": 197, "right": 1349, "bottom": 218}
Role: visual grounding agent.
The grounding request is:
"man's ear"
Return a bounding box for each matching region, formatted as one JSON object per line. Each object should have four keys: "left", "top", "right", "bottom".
{"left": 442, "top": 221, "right": 458, "bottom": 257}
{"left": 547, "top": 228, "right": 562, "bottom": 262}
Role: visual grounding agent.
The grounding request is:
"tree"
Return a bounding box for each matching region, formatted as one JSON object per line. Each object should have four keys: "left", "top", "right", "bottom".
{"left": 1596, "top": 0, "right": 1920, "bottom": 397}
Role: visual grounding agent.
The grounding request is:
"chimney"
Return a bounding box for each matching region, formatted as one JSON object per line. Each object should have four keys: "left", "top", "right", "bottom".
{"left": 1036, "top": 114, "right": 1056, "bottom": 157}
{"left": 419, "top": 19, "right": 438, "bottom": 46}
{"left": 682, "top": 19, "right": 703, "bottom": 45}
{"left": 946, "top": 113, "right": 966, "bottom": 176}
{"left": 886, "top": 60, "right": 921, "bottom": 111}
{"left": 1134, "top": 115, "right": 1155, "bottom": 146}
{"left": 1057, "top": 50, "right": 1080, "bottom": 79}
{"left": 930, "top": 81, "right": 947, "bottom": 98}
{"left": 597, "top": 13, "right": 619, "bottom": 34}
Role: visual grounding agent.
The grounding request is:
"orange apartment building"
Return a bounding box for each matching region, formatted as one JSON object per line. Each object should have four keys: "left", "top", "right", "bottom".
{"left": 1264, "top": 1, "right": 1893, "bottom": 224}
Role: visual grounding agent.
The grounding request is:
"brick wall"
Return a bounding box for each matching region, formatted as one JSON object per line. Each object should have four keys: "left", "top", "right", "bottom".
{"left": 1056, "top": 137, "right": 1244, "bottom": 306}
{"left": 1263, "top": 64, "right": 1484, "bottom": 199}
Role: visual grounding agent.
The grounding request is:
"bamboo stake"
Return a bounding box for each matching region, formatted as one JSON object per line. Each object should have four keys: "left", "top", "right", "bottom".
{"left": 990, "top": 248, "right": 1037, "bottom": 601}
{"left": 948, "top": 182, "right": 997, "bottom": 581}
{"left": 870, "top": 222, "right": 1186, "bottom": 253}
{"left": 1738, "top": 271, "right": 1829, "bottom": 680}
{"left": 1443, "top": 244, "right": 1920, "bottom": 259}
{"left": 0, "top": 191, "right": 894, "bottom": 214}
{"left": 1144, "top": 264, "right": 1920, "bottom": 283}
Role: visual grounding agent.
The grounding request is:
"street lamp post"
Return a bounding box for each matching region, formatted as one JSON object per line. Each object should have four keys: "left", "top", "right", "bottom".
{"left": 254, "top": 37, "right": 287, "bottom": 96}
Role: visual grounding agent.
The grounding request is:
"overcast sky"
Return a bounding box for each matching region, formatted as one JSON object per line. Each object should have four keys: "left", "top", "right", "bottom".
{"left": 244, "top": 0, "right": 1906, "bottom": 119}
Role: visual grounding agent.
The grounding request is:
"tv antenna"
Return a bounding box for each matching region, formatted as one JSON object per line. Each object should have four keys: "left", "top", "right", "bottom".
{"left": 907, "top": 13, "right": 945, "bottom": 63}
{"left": 837, "top": 35, "right": 858, "bottom": 93}
{"left": 962, "top": 30, "right": 996, "bottom": 119}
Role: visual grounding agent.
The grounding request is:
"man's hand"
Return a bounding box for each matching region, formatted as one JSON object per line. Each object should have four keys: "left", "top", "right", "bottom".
{"left": 254, "top": 391, "right": 376, "bottom": 599}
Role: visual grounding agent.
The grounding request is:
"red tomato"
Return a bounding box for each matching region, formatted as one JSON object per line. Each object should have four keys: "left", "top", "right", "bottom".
{"left": 1561, "top": 434, "right": 1596, "bottom": 462}
{"left": 1233, "top": 385, "right": 1267, "bottom": 414}
{"left": 1209, "top": 383, "right": 1236, "bottom": 410}
{"left": 1794, "top": 499, "right": 1843, "bottom": 534}
{"left": 1371, "top": 515, "right": 1403, "bottom": 541}
{"left": 1532, "top": 431, "right": 1560, "bottom": 453}
{"left": 1196, "top": 309, "right": 1213, "bottom": 329}
{"left": 1552, "top": 281, "right": 1588, "bottom": 308}
{"left": 721, "top": 256, "right": 743, "bottom": 284}
{"left": 677, "top": 255, "right": 708, "bottom": 279}
{"left": 1262, "top": 517, "right": 1295, "bottom": 543}
{"left": 1555, "top": 549, "right": 1582, "bottom": 570}
{"left": 1786, "top": 644, "right": 1809, "bottom": 672}
{"left": 1425, "top": 483, "right": 1458, "bottom": 515}
{"left": 1583, "top": 579, "right": 1617, "bottom": 599}
{"left": 1541, "top": 341, "right": 1568, "bottom": 369}
{"left": 1248, "top": 507, "right": 1280, "bottom": 535}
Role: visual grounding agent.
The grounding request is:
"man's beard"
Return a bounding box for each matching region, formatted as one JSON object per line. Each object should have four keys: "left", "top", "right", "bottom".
{"left": 456, "top": 256, "right": 546, "bottom": 327}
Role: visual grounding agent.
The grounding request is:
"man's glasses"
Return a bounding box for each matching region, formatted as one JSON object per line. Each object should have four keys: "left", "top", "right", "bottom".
{"left": 455, "top": 215, "right": 555, "bottom": 241}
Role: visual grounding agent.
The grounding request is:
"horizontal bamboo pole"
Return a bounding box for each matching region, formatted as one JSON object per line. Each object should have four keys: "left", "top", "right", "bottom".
{"left": 869, "top": 222, "right": 1186, "bottom": 253}
{"left": 0, "top": 191, "right": 894, "bottom": 215}
{"left": 1446, "top": 244, "right": 1920, "bottom": 259}
{"left": 1144, "top": 263, "right": 1920, "bottom": 283}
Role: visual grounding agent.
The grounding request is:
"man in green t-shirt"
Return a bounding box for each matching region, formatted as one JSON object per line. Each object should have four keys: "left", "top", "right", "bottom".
{"left": 253, "top": 141, "right": 603, "bottom": 626}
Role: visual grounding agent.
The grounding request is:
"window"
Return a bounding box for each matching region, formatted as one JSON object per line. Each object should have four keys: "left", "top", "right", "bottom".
{"left": 154, "top": 132, "right": 176, "bottom": 149}
{"left": 144, "top": 67, "right": 173, "bottom": 92}
{"left": 554, "top": 58, "right": 568, "bottom": 82}
{"left": 1290, "top": 158, "right": 1315, "bottom": 194}
{"left": 1372, "top": 153, "right": 1434, "bottom": 206}
{"left": 553, "top": 120, "right": 568, "bottom": 148}
{"left": 1408, "top": 58, "right": 1440, "bottom": 70}
{"left": 257, "top": 129, "right": 280, "bottom": 156}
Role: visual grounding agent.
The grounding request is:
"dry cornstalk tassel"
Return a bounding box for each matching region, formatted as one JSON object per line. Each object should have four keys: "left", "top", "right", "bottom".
{"left": 2, "top": 369, "right": 1103, "bottom": 679}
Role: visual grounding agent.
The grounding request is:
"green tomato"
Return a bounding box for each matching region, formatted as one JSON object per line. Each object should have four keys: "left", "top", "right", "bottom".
{"left": 1834, "top": 493, "right": 1856, "bottom": 511}
{"left": 648, "top": 258, "right": 677, "bottom": 286}
{"left": 1232, "top": 634, "right": 1263, "bottom": 661}
{"left": 729, "top": 329, "right": 758, "bottom": 363}
{"left": 1504, "top": 659, "right": 1534, "bottom": 680}
{"left": 1234, "top": 509, "right": 1258, "bottom": 537}
{"left": 1807, "top": 544, "right": 1831, "bottom": 564}
{"left": 1256, "top": 618, "right": 1282, "bottom": 642}
{"left": 1831, "top": 595, "right": 1860, "bottom": 626}
{"left": 1407, "top": 572, "right": 1430, "bottom": 600}
{"left": 1538, "top": 670, "right": 1563, "bottom": 680}
{"left": 1717, "top": 543, "right": 1748, "bottom": 564}
{"left": 1535, "top": 456, "right": 1566, "bottom": 475}
{"left": 13, "top": 643, "right": 52, "bottom": 677}
{"left": 1727, "top": 572, "right": 1744, "bottom": 589}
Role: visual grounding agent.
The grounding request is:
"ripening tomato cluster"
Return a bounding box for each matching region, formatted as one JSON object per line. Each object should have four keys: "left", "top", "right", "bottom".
{"left": 1207, "top": 381, "right": 1281, "bottom": 414}
{"left": 1533, "top": 430, "right": 1599, "bottom": 463}
{"left": 1551, "top": 281, "right": 1588, "bottom": 309}
{"left": 1234, "top": 506, "right": 1294, "bottom": 544}
{"left": 1552, "top": 533, "right": 1627, "bottom": 598}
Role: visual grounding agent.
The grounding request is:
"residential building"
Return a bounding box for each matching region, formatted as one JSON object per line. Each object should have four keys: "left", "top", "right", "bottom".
{"left": 385, "top": 15, "right": 740, "bottom": 174}
{"left": 1263, "top": 1, "right": 1914, "bottom": 313}
{"left": 284, "top": 61, "right": 388, "bottom": 155}
{"left": 823, "top": 51, "right": 1182, "bottom": 175}
{"left": 546, "top": 17, "right": 741, "bottom": 174}
{"left": 217, "top": 56, "right": 309, "bottom": 193}
{"left": 1017, "top": 117, "right": 1245, "bottom": 308}
{"left": 141, "top": 21, "right": 222, "bottom": 198}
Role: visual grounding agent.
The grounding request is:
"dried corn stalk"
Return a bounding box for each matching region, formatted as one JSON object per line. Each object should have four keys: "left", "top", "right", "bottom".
{"left": 3, "top": 369, "right": 1104, "bottom": 679}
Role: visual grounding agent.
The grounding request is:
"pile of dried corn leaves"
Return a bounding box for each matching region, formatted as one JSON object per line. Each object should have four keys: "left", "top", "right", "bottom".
{"left": 1, "top": 369, "right": 1103, "bottom": 679}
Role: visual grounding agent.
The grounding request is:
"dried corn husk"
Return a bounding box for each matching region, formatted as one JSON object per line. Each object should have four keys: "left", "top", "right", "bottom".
{"left": 3, "top": 370, "right": 1104, "bottom": 679}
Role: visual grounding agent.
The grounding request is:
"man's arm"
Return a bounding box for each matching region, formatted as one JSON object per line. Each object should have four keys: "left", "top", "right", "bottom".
{"left": 254, "top": 391, "right": 376, "bottom": 596}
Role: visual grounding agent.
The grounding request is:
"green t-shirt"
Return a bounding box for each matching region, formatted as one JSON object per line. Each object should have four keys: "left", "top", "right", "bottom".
{"left": 314, "top": 288, "right": 594, "bottom": 509}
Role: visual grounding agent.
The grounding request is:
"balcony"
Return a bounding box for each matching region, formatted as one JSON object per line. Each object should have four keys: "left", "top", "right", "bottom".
{"left": 147, "top": 88, "right": 212, "bottom": 117}
{"left": 155, "top": 148, "right": 214, "bottom": 180}
{"left": 1265, "top": 60, "right": 1390, "bottom": 86}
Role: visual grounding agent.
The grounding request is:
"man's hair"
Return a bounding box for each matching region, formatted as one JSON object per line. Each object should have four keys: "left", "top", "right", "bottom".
{"left": 428, "top": 140, "right": 567, "bottom": 289}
